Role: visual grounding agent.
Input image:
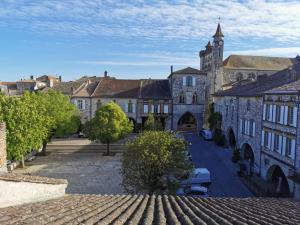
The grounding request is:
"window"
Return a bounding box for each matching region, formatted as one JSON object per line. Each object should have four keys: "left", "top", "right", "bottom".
{"left": 186, "top": 76, "right": 193, "bottom": 86}
{"left": 249, "top": 120, "right": 255, "bottom": 137}
{"left": 192, "top": 93, "right": 198, "bottom": 104}
{"left": 236, "top": 73, "right": 243, "bottom": 81}
{"left": 242, "top": 119, "right": 245, "bottom": 134}
{"left": 77, "top": 99, "right": 84, "bottom": 110}
{"left": 163, "top": 104, "right": 169, "bottom": 114}
{"left": 264, "top": 131, "right": 269, "bottom": 148}
{"left": 179, "top": 94, "right": 185, "bottom": 104}
{"left": 275, "top": 105, "right": 281, "bottom": 123}
{"left": 128, "top": 100, "right": 133, "bottom": 113}
{"left": 97, "top": 100, "right": 102, "bottom": 109}
{"left": 153, "top": 101, "right": 160, "bottom": 114}
{"left": 274, "top": 134, "right": 280, "bottom": 152}
{"left": 143, "top": 104, "right": 148, "bottom": 113}
{"left": 286, "top": 138, "right": 292, "bottom": 158}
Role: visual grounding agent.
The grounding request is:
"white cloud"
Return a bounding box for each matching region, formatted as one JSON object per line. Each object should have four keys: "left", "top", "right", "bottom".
{"left": 0, "top": 0, "right": 300, "bottom": 43}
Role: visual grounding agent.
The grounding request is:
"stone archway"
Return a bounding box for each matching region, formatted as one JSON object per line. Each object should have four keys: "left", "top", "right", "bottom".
{"left": 241, "top": 143, "right": 255, "bottom": 176}
{"left": 227, "top": 127, "right": 236, "bottom": 148}
{"left": 266, "top": 165, "right": 290, "bottom": 197}
{"left": 177, "top": 112, "right": 197, "bottom": 132}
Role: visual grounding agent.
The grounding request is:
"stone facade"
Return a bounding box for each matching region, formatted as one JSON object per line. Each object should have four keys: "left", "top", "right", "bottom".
{"left": 170, "top": 72, "right": 206, "bottom": 131}
{"left": 0, "top": 123, "right": 7, "bottom": 172}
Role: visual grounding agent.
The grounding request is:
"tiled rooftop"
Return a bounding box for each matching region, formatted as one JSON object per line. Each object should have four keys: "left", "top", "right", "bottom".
{"left": 0, "top": 194, "right": 299, "bottom": 224}
{"left": 0, "top": 173, "right": 67, "bottom": 185}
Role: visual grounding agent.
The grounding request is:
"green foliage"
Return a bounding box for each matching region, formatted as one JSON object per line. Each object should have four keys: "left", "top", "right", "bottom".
{"left": 0, "top": 90, "right": 80, "bottom": 161}
{"left": 213, "top": 128, "right": 225, "bottom": 146}
{"left": 143, "top": 113, "right": 163, "bottom": 131}
{"left": 121, "top": 131, "right": 193, "bottom": 194}
{"left": 208, "top": 103, "right": 222, "bottom": 131}
{"left": 84, "top": 101, "right": 133, "bottom": 155}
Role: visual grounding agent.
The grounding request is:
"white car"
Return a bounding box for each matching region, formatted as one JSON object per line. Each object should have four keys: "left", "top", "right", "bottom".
{"left": 200, "top": 129, "right": 213, "bottom": 140}
{"left": 176, "top": 185, "right": 209, "bottom": 197}
{"left": 180, "top": 168, "right": 211, "bottom": 187}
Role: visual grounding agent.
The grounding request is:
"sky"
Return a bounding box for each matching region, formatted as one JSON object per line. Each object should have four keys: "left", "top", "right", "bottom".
{"left": 0, "top": 0, "right": 300, "bottom": 81}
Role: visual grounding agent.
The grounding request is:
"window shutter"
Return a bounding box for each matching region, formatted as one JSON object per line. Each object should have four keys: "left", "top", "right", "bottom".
{"left": 278, "top": 135, "right": 283, "bottom": 154}
{"left": 284, "top": 106, "right": 288, "bottom": 125}
{"left": 272, "top": 105, "right": 276, "bottom": 122}
{"left": 132, "top": 104, "right": 136, "bottom": 113}
{"left": 261, "top": 130, "right": 265, "bottom": 146}
{"left": 268, "top": 132, "right": 272, "bottom": 149}
{"left": 192, "top": 77, "right": 196, "bottom": 86}
{"left": 247, "top": 121, "right": 250, "bottom": 135}
{"left": 252, "top": 122, "right": 255, "bottom": 137}
{"left": 291, "top": 139, "right": 296, "bottom": 159}
{"left": 157, "top": 104, "right": 160, "bottom": 113}
{"left": 183, "top": 77, "right": 186, "bottom": 86}
{"left": 263, "top": 104, "right": 266, "bottom": 120}
{"left": 269, "top": 105, "right": 273, "bottom": 121}
{"left": 82, "top": 100, "right": 86, "bottom": 110}
{"left": 240, "top": 119, "right": 243, "bottom": 134}
{"left": 280, "top": 106, "right": 284, "bottom": 124}
{"left": 270, "top": 133, "right": 274, "bottom": 151}
{"left": 125, "top": 103, "right": 128, "bottom": 113}
{"left": 282, "top": 136, "right": 286, "bottom": 156}
{"left": 293, "top": 106, "right": 297, "bottom": 127}
{"left": 151, "top": 104, "right": 154, "bottom": 113}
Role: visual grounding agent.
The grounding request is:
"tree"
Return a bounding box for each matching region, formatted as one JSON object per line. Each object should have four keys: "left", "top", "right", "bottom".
{"left": 0, "top": 92, "right": 48, "bottom": 167}
{"left": 38, "top": 90, "right": 80, "bottom": 155}
{"left": 143, "top": 113, "right": 163, "bottom": 131}
{"left": 84, "top": 101, "right": 133, "bottom": 155}
{"left": 121, "top": 131, "right": 193, "bottom": 194}
{"left": 208, "top": 103, "right": 222, "bottom": 131}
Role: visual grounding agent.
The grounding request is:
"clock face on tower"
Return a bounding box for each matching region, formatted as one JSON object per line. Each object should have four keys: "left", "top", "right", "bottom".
{"left": 219, "top": 40, "right": 223, "bottom": 45}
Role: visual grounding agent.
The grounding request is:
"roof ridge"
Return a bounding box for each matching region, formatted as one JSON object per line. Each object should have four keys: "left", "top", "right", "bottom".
{"left": 91, "top": 79, "right": 103, "bottom": 97}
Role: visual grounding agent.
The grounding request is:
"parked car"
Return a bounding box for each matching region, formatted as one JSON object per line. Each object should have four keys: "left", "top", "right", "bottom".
{"left": 200, "top": 129, "right": 213, "bottom": 140}
{"left": 180, "top": 168, "right": 211, "bottom": 187}
{"left": 176, "top": 185, "right": 209, "bottom": 197}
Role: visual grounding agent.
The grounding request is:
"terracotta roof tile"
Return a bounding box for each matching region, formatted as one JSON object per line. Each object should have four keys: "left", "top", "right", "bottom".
{"left": 0, "top": 195, "right": 300, "bottom": 224}
{"left": 140, "top": 79, "right": 171, "bottom": 99}
{"left": 92, "top": 78, "right": 140, "bottom": 98}
{"left": 223, "top": 55, "right": 297, "bottom": 71}
{"left": 0, "top": 173, "right": 67, "bottom": 185}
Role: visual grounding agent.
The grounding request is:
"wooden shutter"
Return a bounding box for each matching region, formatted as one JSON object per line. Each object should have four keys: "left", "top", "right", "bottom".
{"left": 284, "top": 106, "right": 288, "bottom": 125}
{"left": 263, "top": 104, "right": 266, "bottom": 120}
{"left": 132, "top": 104, "right": 136, "bottom": 113}
{"left": 261, "top": 130, "right": 265, "bottom": 146}
{"left": 272, "top": 105, "right": 276, "bottom": 122}
{"left": 247, "top": 121, "right": 250, "bottom": 135}
{"left": 240, "top": 119, "right": 243, "bottom": 134}
{"left": 282, "top": 136, "right": 286, "bottom": 156}
{"left": 183, "top": 76, "right": 186, "bottom": 86}
{"left": 82, "top": 100, "right": 86, "bottom": 110}
{"left": 280, "top": 106, "right": 284, "bottom": 124}
{"left": 192, "top": 77, "right": 196, "bottom": 86}
{"left": 252, "top": 122, "right": 255, "bottom": 137}
{"left": 125, "top": 103, "right": 128, "bottom": 113}
{"left": 279, "top": 135, "right": 282, "bottom": 154}
{"left": 157, "top": 104, "right": 160, "bottom": 113}
{"left": 268, "top": 132, "right": 272, "bottom": 149}
{"left": 151, "top": 104, "right": 154, "bottom": 113}
{"left": 293, "top": 106, "right": 297, "bottom": 127}
{"left": 270, "top": 133, "right": 274, "bottom": 151}
{"left": 291, "top": 139, "right": 296, "bottom": 159}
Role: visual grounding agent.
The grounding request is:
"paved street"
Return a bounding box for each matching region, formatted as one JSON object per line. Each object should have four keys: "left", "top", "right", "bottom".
{"left": 184, "top": 133, "right": 253, "bottom": 197}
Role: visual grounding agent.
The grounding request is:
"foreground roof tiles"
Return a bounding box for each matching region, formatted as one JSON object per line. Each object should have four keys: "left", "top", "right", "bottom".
{"left": 1, "top": 194, "right": 300, "bottom": 224}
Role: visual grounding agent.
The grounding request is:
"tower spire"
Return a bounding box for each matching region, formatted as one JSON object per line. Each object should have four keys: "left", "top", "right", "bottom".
{"left": 213, "top": 19, "right": 224, "bottom": 38}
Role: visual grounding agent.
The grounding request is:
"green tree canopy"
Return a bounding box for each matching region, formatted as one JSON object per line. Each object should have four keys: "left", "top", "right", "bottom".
{"left": 143, "top": 113, "right": 163, "bottom": 131}
{"left": 84, "top": 101, "right": 133, "bottom": 155}
{"left": 121, "top": 131, "right": 193, "bottom": 194}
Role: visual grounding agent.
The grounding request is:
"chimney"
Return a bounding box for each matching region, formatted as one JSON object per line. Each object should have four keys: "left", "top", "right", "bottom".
{"left": 30, "top": 75, "right": 34, "bottom": 80}
{"left": 104, "top": 71, "right": 108, "bottom": 77}
{"left": 58, "top": 76, "right": 62, "bottom": 82}
{"left": 170, "top": 65, "right": 173, "bottom": 74}
{"left": 0, "top": 122, "right": 7, "bottom": 172}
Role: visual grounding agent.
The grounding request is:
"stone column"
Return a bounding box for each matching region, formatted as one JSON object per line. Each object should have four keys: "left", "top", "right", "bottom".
{"left": 0, "top": 122, "right": 7, "bottom": 172}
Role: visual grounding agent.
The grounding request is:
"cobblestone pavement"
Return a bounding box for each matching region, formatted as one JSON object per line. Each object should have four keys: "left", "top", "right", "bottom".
{"left": 184, "top": 133, "right": 253, "bottom": 198}
{"left": 14, "top": 152, "right": 124, "bottom": 195}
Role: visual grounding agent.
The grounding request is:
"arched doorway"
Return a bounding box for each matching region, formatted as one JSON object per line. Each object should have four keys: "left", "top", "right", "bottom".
{"left": 227, "top": 127, "right": 236, "bottom": 148}
{"left": 177, "top": 112, "right": 197, "bottom": 132}
{"left": 266, "top": 165, "right": 290, "bottom": 197}
{"left": 241, "top": 143, "right": 255, "bottom": 176}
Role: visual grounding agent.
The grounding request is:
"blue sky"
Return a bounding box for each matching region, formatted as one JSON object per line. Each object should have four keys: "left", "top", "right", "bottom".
{"left": 0, "top": 0, "right": 300, "bottom": 81}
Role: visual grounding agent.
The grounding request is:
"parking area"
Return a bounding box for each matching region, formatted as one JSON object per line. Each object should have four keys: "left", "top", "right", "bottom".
{"left": 184, "top": 133, "right": 253, "bottom": 197}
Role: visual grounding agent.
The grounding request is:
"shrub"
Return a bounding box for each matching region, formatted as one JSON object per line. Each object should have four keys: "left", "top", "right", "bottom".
{"left": 213, "top": 128, "right": 225, "bottom": 146}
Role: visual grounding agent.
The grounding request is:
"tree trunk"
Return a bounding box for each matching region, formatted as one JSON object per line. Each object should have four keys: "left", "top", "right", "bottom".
{"left": 106, "top": 142, "right": 110, "bottom": 156}
{"left": 21, "top": 155, "right": 25, "bottom": 168}
{"left": 41, "top": 140, "right": 47, "bottom": 156}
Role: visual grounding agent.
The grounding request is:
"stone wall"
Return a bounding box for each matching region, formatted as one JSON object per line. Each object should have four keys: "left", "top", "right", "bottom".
{"left": 0, "top": 123, "right": 7, "bottom": 172}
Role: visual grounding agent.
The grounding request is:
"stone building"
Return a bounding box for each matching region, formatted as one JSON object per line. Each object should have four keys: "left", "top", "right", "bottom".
{"left": 213, "top": 62, "right": 300, "bottom": 198}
